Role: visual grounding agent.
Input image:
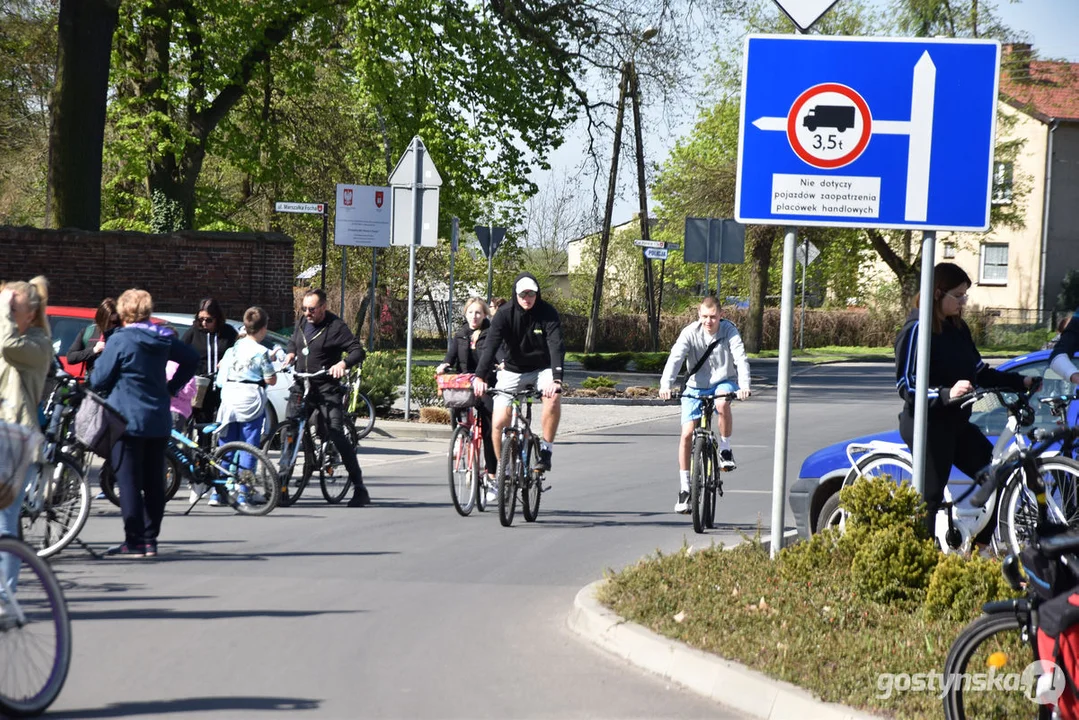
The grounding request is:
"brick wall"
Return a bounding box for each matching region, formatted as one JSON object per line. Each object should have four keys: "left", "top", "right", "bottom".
{"left": 0, "top": 227, "right": 296, "bottom": 329}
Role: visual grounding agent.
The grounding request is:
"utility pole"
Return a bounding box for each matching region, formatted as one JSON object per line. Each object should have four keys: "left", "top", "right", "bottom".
{"left": 629, "top": 63, "right": 659, "bottom": 351}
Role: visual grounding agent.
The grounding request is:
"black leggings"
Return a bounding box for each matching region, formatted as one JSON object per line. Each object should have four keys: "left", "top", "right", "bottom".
{"left": 898, "top": 410, "right": 993, "bottom": 536}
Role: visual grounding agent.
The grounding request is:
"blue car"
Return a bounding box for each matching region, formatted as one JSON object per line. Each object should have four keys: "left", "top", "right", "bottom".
{"left": 789, "top": 348, "right": 1076, "bottom": 539}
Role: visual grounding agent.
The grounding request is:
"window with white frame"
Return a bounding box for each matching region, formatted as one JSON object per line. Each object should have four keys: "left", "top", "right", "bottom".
{"left": 992, "top": 161, "right": 1014, "bottom": 205}
{"left": 943, "top": 241, "right": 956, "bottom": 258}
{"left": 980, "top": 243, "right": 1008, "bottom": 284}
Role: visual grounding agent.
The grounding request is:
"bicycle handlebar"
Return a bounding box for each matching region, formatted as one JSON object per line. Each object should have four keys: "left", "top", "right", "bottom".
{"left": 293, "top": 370, "right": 329, "bottom": 379}
{"left": 664, "top": 391, "right": 742, "bottom": 401}
{"left": 969, "top": 424, "right": 1079, "bottom": 508}
{"left": 955, "top": 382, "right": 1040, "bottom": 409}
{"left": 489, "top": 387, "right": 560, "bottom": 399}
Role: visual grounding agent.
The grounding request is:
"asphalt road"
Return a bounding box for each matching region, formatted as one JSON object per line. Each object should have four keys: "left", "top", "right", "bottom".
{"left": 44, "top": 361, "right": 902, "bottom": 719}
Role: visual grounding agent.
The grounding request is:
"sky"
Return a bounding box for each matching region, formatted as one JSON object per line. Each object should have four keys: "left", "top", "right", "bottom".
{"left": 532, "top": 0, "right": 1079, "bottom": 233}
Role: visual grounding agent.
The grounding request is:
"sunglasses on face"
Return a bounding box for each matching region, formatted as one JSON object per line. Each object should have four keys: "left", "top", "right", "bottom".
{"left": 302, "top": 305, "right": 322, "bottom": 314}
{"left": 197, "top": 316, "right": 215, "bottom": 324}
{"left": 517, "top": 291, "right": 537, "bottom": 299}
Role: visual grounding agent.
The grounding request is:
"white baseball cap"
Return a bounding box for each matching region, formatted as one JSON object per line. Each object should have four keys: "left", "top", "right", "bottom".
{"left": 515, "top": 277, "right": 539, "bottom": 295}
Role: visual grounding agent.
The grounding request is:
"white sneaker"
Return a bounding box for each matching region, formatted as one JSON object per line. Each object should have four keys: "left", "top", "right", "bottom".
{"left": 674, "top": 491, "right": 690, "bottom": 514}
{"left": 208, "top": 490, "right": 224, "bottom": 507}
{"left": 485, "top": 480, "right": 499, "bottom": 505}
{"left": 188, "top": 483, "right": 207, "bottom": 504}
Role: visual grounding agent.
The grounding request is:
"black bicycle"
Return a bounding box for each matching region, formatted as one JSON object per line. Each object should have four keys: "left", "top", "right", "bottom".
{"left": 491, "top": 387, "right": 550, "bottom": 527}
{"left": 263, "top": 370, "right": 358, "bottom": 506}
{"left": 684, "top": 392, "right": 739, "bottom": 534}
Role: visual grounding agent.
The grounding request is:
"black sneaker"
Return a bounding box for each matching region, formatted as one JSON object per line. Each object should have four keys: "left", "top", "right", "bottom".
{"left": 537, "top": 448, "right": 552, "bottom": 472}
{"left": 719, "top": 448, "right": 737, "bottom": 471}
{"left": 105, "top": 542, "right": 146, "bottom": 558}
{"left": 674, "top": 491, "right": 690, "bottom": 514}
{"left": 348, "top": 483, "right": 371, "bottom": 507}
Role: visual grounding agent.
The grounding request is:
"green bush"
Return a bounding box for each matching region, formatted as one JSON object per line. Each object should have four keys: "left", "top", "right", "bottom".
{"left": 924, "top": 553, "right": 1020, "bottom": 622}
{"left": 851, "top": 523, "right": 940, "bottom": 605}
{"left": 580, "top": 352, "right": 632, "bottom": 371}
{"left": 581, "top": 375, "right": 617, "bottom": 389}
{"left": 409, "top": 365, "right": 441, "bottom": 408}
{"left": 840, "top": 474, "right": 929, "bottom": 543}
{"left": 778, "top": 528, "right": 852, "bottom": 580}
{"left": 362, "top": 351, "right": 404, "bottom": 415}
{"left": 629, "top": 352, "right": 668, "bottom": 373}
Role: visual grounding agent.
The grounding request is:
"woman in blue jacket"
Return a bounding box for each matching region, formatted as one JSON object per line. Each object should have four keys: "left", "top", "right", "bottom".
{"left": 90, "top": 289, "right": 198, "bottom": 558}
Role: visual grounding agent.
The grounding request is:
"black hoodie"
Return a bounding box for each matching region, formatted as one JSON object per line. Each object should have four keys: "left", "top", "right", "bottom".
{"left": 181, "top": 322, "right": 239, "bottom": 376}
{"left": 476, "top": 272, "right": 565, "bottom": 380}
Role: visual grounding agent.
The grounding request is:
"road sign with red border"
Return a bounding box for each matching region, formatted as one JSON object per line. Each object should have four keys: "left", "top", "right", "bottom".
{"left": 786, "top": 83, "right": 872, "bottom": 169}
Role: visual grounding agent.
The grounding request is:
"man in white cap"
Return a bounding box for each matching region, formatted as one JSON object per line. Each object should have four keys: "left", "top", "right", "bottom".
{"left": 473, "top": 272, "right": 564, "bottom": 484}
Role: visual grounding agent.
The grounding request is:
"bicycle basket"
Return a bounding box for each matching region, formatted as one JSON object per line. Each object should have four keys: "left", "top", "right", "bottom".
{"left": 437, "top": 373, "right": 477, "bottom": 408}
{"left": 0, "top": 421, "right": 42, "bottom": 510}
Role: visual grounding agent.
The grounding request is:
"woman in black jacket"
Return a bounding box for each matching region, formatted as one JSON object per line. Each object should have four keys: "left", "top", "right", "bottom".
{"left": 895, "top": 262, "right": 1036, "bottom": 539}
{"left": 66, "top": 298, "right": 119, "bottom": 379}
{"left": 181, "top": 298, "right": 238, "bottom": 424}
{"left": 437, "top": 297, "right": 499, "bottom": 491}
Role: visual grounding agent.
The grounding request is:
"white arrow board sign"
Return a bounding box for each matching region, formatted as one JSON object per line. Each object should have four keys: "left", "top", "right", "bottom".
{"left": 772, "top": 0, "right": 841, "bottom": 32}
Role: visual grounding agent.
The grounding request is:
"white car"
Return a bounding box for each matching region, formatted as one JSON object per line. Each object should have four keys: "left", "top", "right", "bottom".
{"left": 153, "top": 312, "right": 294, "bottom": 435}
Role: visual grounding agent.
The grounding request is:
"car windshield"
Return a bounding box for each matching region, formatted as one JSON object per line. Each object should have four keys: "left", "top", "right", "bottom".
{"left": 969, "top": 357, "right": 1059, "bottom": 435}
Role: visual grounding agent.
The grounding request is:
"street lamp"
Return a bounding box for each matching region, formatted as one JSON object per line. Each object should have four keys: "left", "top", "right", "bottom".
{"left": 584, "top": 27, "right": 661, "bottom": 353}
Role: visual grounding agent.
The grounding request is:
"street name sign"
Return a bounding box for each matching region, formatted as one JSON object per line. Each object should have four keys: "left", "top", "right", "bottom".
{"left": 334, "top": 184, "right": 391, "bottom": 248}
{"left": 644, "top": 248, "right": 669, "bottom": 260}
{"left": 735, "top": 35, "right": 1001, "bottom": 231}
{"left": 275, "top": 201, "right": 325, "bottom": 215}
{"left": 771, "top": 0, "right": 840, "bottom": 32}
{"left": 633, "top": 239, "right": 664, "bottom": 249}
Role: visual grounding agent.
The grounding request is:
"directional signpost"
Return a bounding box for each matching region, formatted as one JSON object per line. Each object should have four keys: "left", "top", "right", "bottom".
{"left": 476, "top": 225, "right": 507, "bottom": 301}
{"left": 735, "top": 34, "right": 1002, "bottom": 556}
{"left": 275, "top": 201, "right": 329, "bottom": 289}
{"left": 389, "top": 137, "right": 442, "bottom": 420}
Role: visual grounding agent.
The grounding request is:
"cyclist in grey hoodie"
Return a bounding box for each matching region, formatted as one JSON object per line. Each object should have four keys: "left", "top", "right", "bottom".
{"left": 659, "top": 296, "right": 751, "bottom": 514}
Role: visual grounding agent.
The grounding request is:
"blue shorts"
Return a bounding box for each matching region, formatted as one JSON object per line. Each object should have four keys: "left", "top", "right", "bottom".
{"left": 681, "top": 381, "right": 739, "bottom": 425}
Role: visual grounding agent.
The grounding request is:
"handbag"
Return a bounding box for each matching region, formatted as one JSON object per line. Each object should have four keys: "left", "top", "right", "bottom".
{"left": 0, "top": 421, "right": 42, "bottom": 510}
{"left": 74, "top": 389, "right": 128, "bottom": 459}
{"left": 677, "top": 338, "right": 723, "bottom": 395}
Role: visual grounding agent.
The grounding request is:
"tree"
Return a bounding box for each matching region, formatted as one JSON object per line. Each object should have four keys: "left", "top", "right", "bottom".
{"left": 47, "top": 0, "right": 119, "bottom": 231}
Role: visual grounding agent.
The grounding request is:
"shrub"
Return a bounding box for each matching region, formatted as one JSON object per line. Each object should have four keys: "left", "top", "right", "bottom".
{"left": 409, "top": 365, "right": 441, "bottom": 408}
{"left": 581, "top": 375, "right": 617, "bottom": 389}
{"left": 580, "top": 352, "right": 632, "bottom": 371}
{"left": 630, "top": 352, "right": 669, "bottom": 373}
{"left": 851, "top": 524, "right": 940, "bottom": 605}
{"left": 778, "top": 528, "right": 852, "bottom": 580}
{"left": 840, "top": 474, "right": 928, "bottom": 543}
{"left": 362, "top": 351, "right": 404, "bottom": 415}
{"left": 924, "top": 553, "right": 1020, "bottom": 622}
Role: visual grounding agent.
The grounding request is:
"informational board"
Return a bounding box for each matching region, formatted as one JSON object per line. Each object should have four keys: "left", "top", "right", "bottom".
{"left": 334, "top": 184, "right": 391, "bottom": 248}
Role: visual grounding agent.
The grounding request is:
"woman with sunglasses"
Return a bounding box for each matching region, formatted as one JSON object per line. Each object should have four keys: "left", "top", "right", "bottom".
{"left": 66, "top": 297, "right": 120, "bottom": 380}
{"left": 895, "top": 262, "right": 1035, "bottom": 541}
{"left": 180, "top": 298, "right": 238, "bottom": 424}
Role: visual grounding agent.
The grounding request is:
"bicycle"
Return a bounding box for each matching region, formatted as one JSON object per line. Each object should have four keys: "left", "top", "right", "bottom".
{"left": 491, "top": 387, "right": 550, "bottom": 527}
{"left": 680, "top": 392, "right": 739, "bottom": 535}
{"left": 942, "top": 424, "right": 1079, "bottom": 719}
{"left": 21, "top": 373, "right": 92, "bottom": 559}
{"left": 0, "top": 534, "right": 72, "bottom": 717}
{"left": 178, "top": 423, "right": 279, "bottom": 515}
{"left": 345, "top": 365, "right": 376, "bottom": 441}
{"left": 263, "top": 370, "right": 358, "bottom": 506}
{"left": 441, "top": 374, "right": 494, "bottom": 516}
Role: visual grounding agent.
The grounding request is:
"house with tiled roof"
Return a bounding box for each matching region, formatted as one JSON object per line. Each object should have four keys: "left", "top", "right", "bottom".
{"left": 935, "top": 43, "right": 1079, "bottom": 322}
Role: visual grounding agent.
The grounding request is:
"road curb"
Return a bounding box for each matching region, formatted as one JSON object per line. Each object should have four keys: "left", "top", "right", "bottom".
{"left": 567, "top": 578, "right": 881, "bottom": 720}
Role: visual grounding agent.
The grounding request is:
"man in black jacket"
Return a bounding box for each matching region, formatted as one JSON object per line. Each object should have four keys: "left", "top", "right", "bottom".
{"left": 284, "top": 289, "right": 371, "bottom": 507}
{"left": 473, "top": 273, "right": 564, "bottom": 471}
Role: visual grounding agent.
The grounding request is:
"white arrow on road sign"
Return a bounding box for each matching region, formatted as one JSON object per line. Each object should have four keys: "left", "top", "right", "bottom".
{"left": 633, "top": 239, "right": 664, "bottom": 249}
{"left": 643, "top": 248, "right": 669, "bottom": 260}
{"left": 771, "top": 0, "right": 840, "bottom": 32}
{"left": 275, "top": 201, "right": 325, "bottom": 214}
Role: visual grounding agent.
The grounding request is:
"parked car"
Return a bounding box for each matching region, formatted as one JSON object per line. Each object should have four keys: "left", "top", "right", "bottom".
{"left": 789, "top": 348, "right": 1074, "bottom": 539}
{"left": 152, "top": 312, "right": 294, "bottom": 435}
{"left": 47, "top": 306, "right": 169, "bottom": 376}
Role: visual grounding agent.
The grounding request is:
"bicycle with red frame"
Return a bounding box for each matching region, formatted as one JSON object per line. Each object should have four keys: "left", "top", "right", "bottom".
{"left": 438, "top": 372, "right": 493, "bottom": 516}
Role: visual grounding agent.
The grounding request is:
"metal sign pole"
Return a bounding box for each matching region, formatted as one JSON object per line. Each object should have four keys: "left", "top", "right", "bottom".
{"left": 800, "top": 236, "right": 808, "bottom": 350}
{"left": 448, "top": 217, "right": 458, "bottom": 351}
{"left": 320, "top": 203, "right": 329, "bottom": 291}
{"left": 486, "top": 224, "right": 494, "bottom": 302}
{"left": 404, "top": 138, "right": 422, "bottom": 421}
{"left": 341, "top": 247, "right": 347, "bottom": 317}
{"left": 368, "top": 249, "right": 378, "bottom": 348}
{"left": 912, "top": 231, "right": 937, "bottom": 496}
{"left": 770, "top": 226, "right": 798, "bottom": 558}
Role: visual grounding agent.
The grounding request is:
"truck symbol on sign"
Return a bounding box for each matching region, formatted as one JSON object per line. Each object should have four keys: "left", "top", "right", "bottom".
{"left": 803, "top": 105, "right": 855, "bottom": 132}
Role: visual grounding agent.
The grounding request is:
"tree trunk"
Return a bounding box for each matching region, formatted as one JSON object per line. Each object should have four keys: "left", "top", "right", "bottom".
{"left": 47, "top": 0, "right": 119, "bottom": 230}
{"left": 743, "top": 227, "right": 776, "bottom": 353}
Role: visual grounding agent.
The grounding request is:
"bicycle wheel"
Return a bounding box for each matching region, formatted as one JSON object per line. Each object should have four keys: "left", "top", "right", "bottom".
{"left": 448, "top": 426, "right": 477, "bottom": 516}
{"left": 522, "top": 437, "right": 542, "bottom": 523}
{"left": 211, "top": 442, "right": 280, "bottom": 516}
{"left": 20, "top": 455, "right": 90, "bottom": 559}
{"left": 998, "top": 456, "right": 1079, "bottom": 557}
{"left": 690, "top": 435, "right": 708, "bottom": 534}
{"left": 0, "top": 536, "right": 72, "bottom": 718}
{"left": 497, "top": 434, "right": 518, "bottom": 527}
{"left": 942, "top": 610, "right": 1044, "bottom": 719}
{"left": 263, "top": 420, "right": 309, "bottom": 507}
{"left": 320, "top": 420, "right": 358, "bottom": 504}
{"left": 704, "top": 446, "right": 718, "bottom": 529}
{"left": 348, "top": 391, "right": 376, "bottom": 441}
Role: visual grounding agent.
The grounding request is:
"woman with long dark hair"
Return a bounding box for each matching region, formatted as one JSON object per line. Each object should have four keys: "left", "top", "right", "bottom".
{"left": 66, "top": 298, "right": 120, "bottom": 379}
{"left": 181, "top": 298, "right": 238, "bottom": 424}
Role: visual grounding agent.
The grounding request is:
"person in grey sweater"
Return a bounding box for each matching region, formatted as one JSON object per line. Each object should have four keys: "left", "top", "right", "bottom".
{"left": 659, "top": 296, "right": 751, "bottom": 514}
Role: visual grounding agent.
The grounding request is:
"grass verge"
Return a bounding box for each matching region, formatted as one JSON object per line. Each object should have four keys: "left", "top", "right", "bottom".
{"left": 599, "top": 537, "right": 1030, "bottom": 720}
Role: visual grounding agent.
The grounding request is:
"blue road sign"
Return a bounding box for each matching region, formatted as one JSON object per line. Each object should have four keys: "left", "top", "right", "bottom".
{"left": 735, "top": 35, "right": 1001, "bottom": 231}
